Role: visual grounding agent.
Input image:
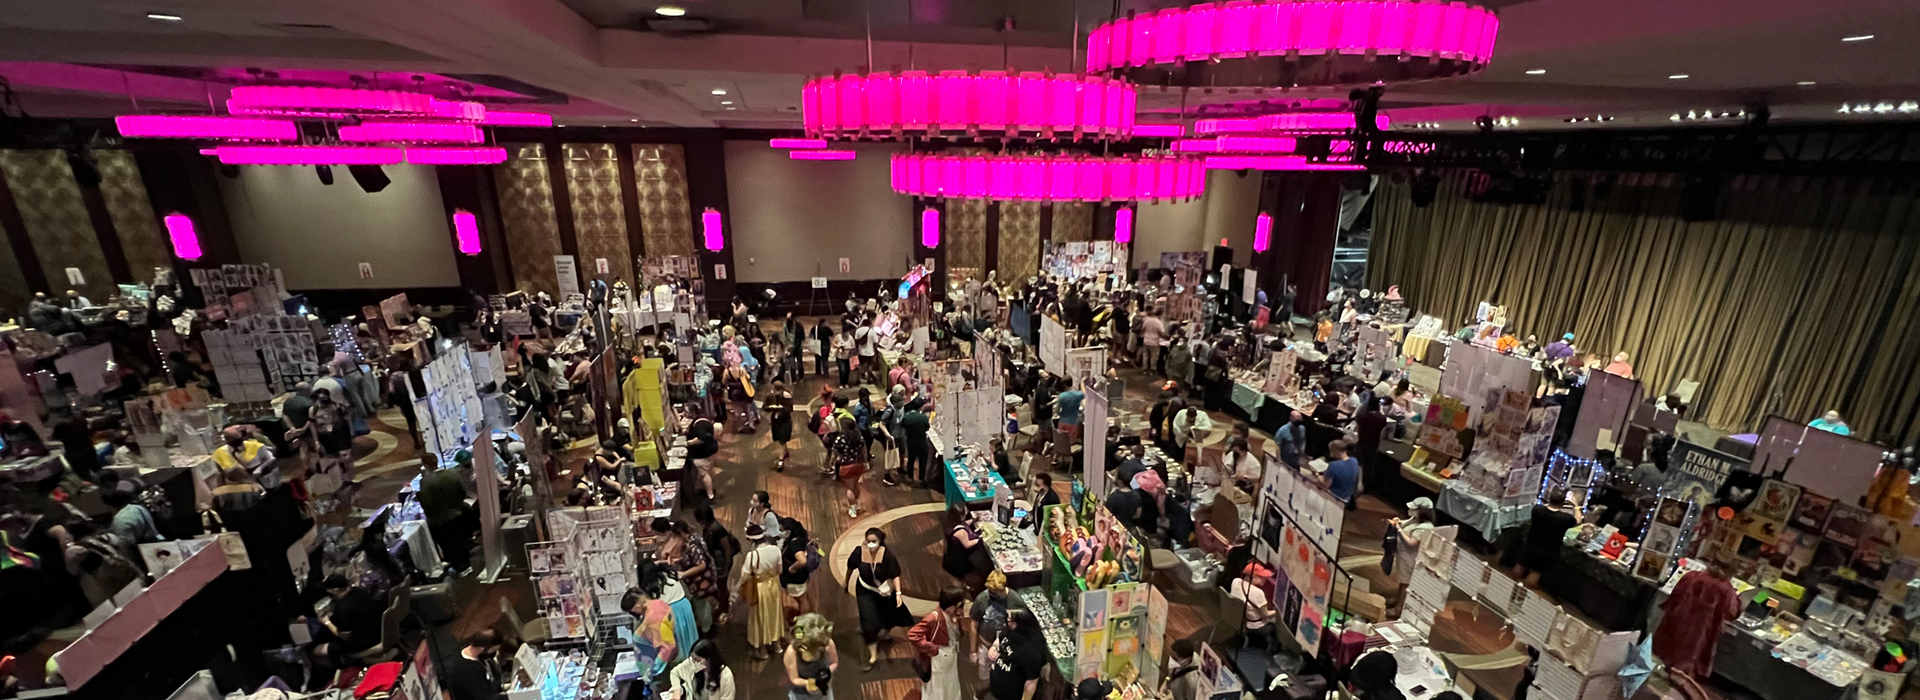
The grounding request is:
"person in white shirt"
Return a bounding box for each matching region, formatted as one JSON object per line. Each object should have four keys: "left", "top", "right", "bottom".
{"left": 1229, "top": 563, "right": 1277, "bottom": 650}
{"left": 1222, "top": 438, "right": 1262, "bottom": 492}
{"left": 667, "top": 639, "right": 736, "bottom": 700}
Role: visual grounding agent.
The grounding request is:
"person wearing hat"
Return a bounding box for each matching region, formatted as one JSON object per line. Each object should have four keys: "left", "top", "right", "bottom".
{"left": 1543, "top": 333, "right": 1577, "bottom": 362}
{"left": 739, "top": 523, "right": 786, "bottom": 659}
{"left": 1387, "top": 497, "right": 1436, "bottom": 611}
{"left": 1229, "top": 563, "right": 1278, "bottom": 650}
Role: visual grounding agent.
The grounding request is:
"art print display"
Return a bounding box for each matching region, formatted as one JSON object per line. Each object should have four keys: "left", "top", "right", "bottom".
{"left": 1419, "top": 395, "right": 1471, "bottom": 459}
{"left": 1749, "top": 479, "right": 1802, "bottom": 524}
{"left": 1825, "top": 503, "right": 1871, "bottom": 548}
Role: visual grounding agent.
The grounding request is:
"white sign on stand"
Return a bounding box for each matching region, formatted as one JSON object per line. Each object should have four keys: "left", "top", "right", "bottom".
{"left": 553, "top": 256, "right": 580, "bottom": 298}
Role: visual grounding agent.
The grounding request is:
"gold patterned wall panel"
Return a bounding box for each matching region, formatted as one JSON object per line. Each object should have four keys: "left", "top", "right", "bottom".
{"left": 947, "top": 198, "right": 987, "bottom": 282}
{"left": 562, "top": 144, "right": 633, "bottom": 285}
{"left": 998, "top": 201, "right": 1040, "bottom": 284}
{"left": 0, "top": 150, "right": 113, "bottom": 301}
{"left": 1052, "top": 202, "right": 1095, "bottom": 242}
{"left": 631, "top": 144, "right": 695, "bottom": 258}
{"left": 94, "top": 150, "right": 170, "bottom": 284}
{"left": 493, "top": 144, "right": 564, "bottom": 296}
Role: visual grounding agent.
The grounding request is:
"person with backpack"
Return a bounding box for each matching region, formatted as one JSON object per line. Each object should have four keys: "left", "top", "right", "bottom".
{"left": 780, "top": 517, "right": 821, "bottom": 620}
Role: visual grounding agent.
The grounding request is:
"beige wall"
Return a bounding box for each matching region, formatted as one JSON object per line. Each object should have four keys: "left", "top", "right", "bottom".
{"left": 1132, "top": 170, "right": 1265, "bottom": 268}
{"left": 220, "top": 164, "right": 460, "bottom": 290}
{"left": 724, "top": 141, "right": 914, "bottom": 283}
{"left": 1203, "top": 170, "right": 1263, "bottom": 266}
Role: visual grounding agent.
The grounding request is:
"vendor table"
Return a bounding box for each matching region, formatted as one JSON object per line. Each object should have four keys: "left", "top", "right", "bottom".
{"left": 945, "top": 455, "right": 1008, "bottom": 509}
{"left": 1713, "top": 623, "right": 1850, "bottom": 700}
{"left": 1435, "top": 481, "right": 1532, "bottom": 541}
{"left": 985, "top": 524, "right": 1046, "bottom": 590}
{"left": 1543, "top": 543, "right": 1657, "bottom": 632}
{"left": 1232, "top": 382, "right": 1268, "bottom": 424}
{"left": 1402, "top": 335, "right": 1443, "bottom": 364}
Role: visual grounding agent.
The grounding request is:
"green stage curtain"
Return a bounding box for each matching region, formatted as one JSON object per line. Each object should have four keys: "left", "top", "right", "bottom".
{"left": 1368, "top": 171, "right": 1920, "bottom": 445}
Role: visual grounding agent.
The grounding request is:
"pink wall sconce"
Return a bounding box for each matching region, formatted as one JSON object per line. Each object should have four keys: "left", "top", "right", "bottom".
{"left": 1253, "top": 212, "right": 1273, "bottom": 253}
{"left": 163, "top": 212, "right": 202, "bottom": 261}
{"left": 921, "top": 206, "right": 941, "bottom": 248}
{"left": 452, "top": 210, "right": 482, "bottom": 256}
{"left": 1114, "top": 206, "right": 1134, "bottom": 244}
{"left": 702, "top": 208, "right": 725, "bottom": 252}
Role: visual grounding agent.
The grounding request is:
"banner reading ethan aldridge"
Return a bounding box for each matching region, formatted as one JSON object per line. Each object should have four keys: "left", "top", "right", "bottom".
{"left": 1664, "top": 440, "right": 1751, "bottom": 505}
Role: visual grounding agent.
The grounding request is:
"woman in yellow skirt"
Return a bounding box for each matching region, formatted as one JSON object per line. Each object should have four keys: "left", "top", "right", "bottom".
{"left": 740, "top": 523, "right": 787, "bottom": 659}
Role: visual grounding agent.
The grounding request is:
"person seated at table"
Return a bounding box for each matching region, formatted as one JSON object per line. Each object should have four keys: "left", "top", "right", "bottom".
{"left": 212, "top": 425, "right": 276, "bottom": 485}
{"left": 1311, "top": 392, "right": 1344, "bottom": 426}
{"left": 311, "top": 574, "right": 386, "bottom": 667}
{"left": 1222, "top": 438, "right": 1262, "bottom": 493}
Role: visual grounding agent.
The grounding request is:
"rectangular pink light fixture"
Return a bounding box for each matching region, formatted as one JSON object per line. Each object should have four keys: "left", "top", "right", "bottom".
{"left": 1253, "top": 212, "right": 1272, "bottom": 252}
{"left": 702, "top": 208, "right": 725, "bottom": 252}
{"left": 429, "top": 99, "right": 487, "bottom": 122}
{"left": 769, "top": 138, "right": 831, "bottom": 149}
{"left": 405, "top": 147, "right": 508, "bottom": 165}
{"left": 163, "top": 212, "right": 202, "bottom": 261}
{"left": 1114, "top": 206, "right": 1134, "bottom": 244}
{"left": 452, "top": 209, "right": 482, "bottom": 256}
{"left": 339, "top": 121, "right": 485, "bottom": 144}
{"left": 921, "top": 206, "right": 941, "bottom": 248}
{"left": 789, "top": 150, "right": 857, "bottom": 161}
{"left": 116, "top": 115, "right": 298, "bottom": 141}
{"left": 1203, "top": 156, "right": 1366, "bottom": 171}
{"left": 213, "top": 146, "right": 404, "bottom": 165}
{"left": 1133, "top": 123, "right": 1185, "bottom": 138}
{"left": 480, "top": 111, "right": 555, "bottom": 127}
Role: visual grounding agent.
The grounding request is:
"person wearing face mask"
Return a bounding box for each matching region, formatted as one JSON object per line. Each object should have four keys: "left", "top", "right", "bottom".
{"left": 444, "top": 630, "right": 504, "bottom": 700}
{"left": 1276, "top": 411, "right": 1308, "bottom": 469}
{"left": 971, "top": 572, "right": 1028, "bottom": 684}
{"left": 846, "top": 528, "right": 913, "bottom": 670}
{"left": 668, "top": 639, "right": 736, "bottom": 700}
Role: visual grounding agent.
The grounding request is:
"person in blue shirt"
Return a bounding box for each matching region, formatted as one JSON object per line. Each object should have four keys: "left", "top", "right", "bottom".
{"left": 1319, "top": 439, "right": 1361, "bottom": 504}
{"left": 1275, "top": 411, "right": 1307, "bottom": 469}
{"left": 1809, "top": 410, "right": 1851, "bottom": 436}
{"left": 1053, "top": 378, "right": 1086, "bottom": 446}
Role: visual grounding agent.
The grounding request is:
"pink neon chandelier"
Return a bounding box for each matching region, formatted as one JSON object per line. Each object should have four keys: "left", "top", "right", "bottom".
{"left": 790, "top": 150, "right": 858, "bottom": 161}
{"left": 1196, "top": 113, "right": 1390, "bottom": 134}
{"left": 891, "top": 153, "right": 1206, "bottom": 203}
{"left": 119, "top": 83, "right": 554, "bottom": 166}
{"left": 804, "top": 71, "right": 1138, "bottom": 140}
{"left": 1086, "top": 0, "right": 1500, "bottom": 88}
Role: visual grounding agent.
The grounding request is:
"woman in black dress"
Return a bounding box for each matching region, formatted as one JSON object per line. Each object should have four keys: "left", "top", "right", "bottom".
{"left": 845, "top": 527, "right": 913, "bottom": 670}
{"left": 766, "top": 381, "right": 795, "bottom": 471}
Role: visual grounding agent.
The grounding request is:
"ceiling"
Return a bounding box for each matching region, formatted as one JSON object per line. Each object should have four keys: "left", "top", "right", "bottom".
{"left": 2, "top": 0, "right": 1918, "bottom": 132}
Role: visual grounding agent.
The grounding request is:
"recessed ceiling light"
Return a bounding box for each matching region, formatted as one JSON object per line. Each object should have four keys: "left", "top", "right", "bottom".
{"left": 720, "top": 100, "right": 733, "bottom": 105}
{"left": 654, "top": 5, "right": 686, "bottom": 16}
{"left": 1842, "top": 34, "right": 1875, "bottom": 42}
{"left": 629, "top": 118, "right": 639, "bottom": 122}
{"left": 725, "top": 107, "right": 737, "bottom": 111}
{"left": 1525, "top": 69, "right": 1546, "bottom": 75}
{"left": 1797, "top": 81, "right": 1817, "bottom": 86}
{"left": 1668, "top": 74, "right": 1689, "bottom": 80}
{"left": 710, "top": 88, "right": 727, "bottom": 95}
{"left": 146, "top": 12, "right": 183, "bottom": 21}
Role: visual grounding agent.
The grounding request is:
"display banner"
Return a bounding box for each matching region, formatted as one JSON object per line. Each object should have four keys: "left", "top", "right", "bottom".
{"left": 1083, "top": 376, "right": 1109, "bottom": 497}
{"left": 1041, "top": 315, "right": 1069, "bottom": 376}
{"left": 1664, "top": 440, "right": 1750, "bottom": 505}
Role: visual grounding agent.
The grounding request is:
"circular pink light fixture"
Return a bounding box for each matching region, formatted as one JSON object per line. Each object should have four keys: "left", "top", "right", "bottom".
{"left": 891, "top": 153, "right": 1205, "bottom": 203}
{"left": 805, "top": 71, "right": 1138, "bottom": 141}
{"left": 1087, "top": 0, "right": 1500, "bottom": 88}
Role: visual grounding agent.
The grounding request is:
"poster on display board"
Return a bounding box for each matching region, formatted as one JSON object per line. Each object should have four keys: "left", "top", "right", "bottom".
{"left": 1437, "top": 342, "right": 1535, "bottom": 427}
{"left": 1040, "top": 316, "right": 1069, "bottom": 376}
{"left": 475, "top": 436, "right": 506, "bottom": 582}
{"left": 1418, "top": 395, "right": 1471, "bottom": 459}
{"left": 1264, "top": 349, "right": 1298, "bottom": 395}
{"left": 1355, "top": 323, "right": 1400, "bottom": 380}
{"left": 1065, "top": 346, "right": 1106, "bottom": 386}
{"left": 1242, "top": 268, "right": 1259, "bottom": 306}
